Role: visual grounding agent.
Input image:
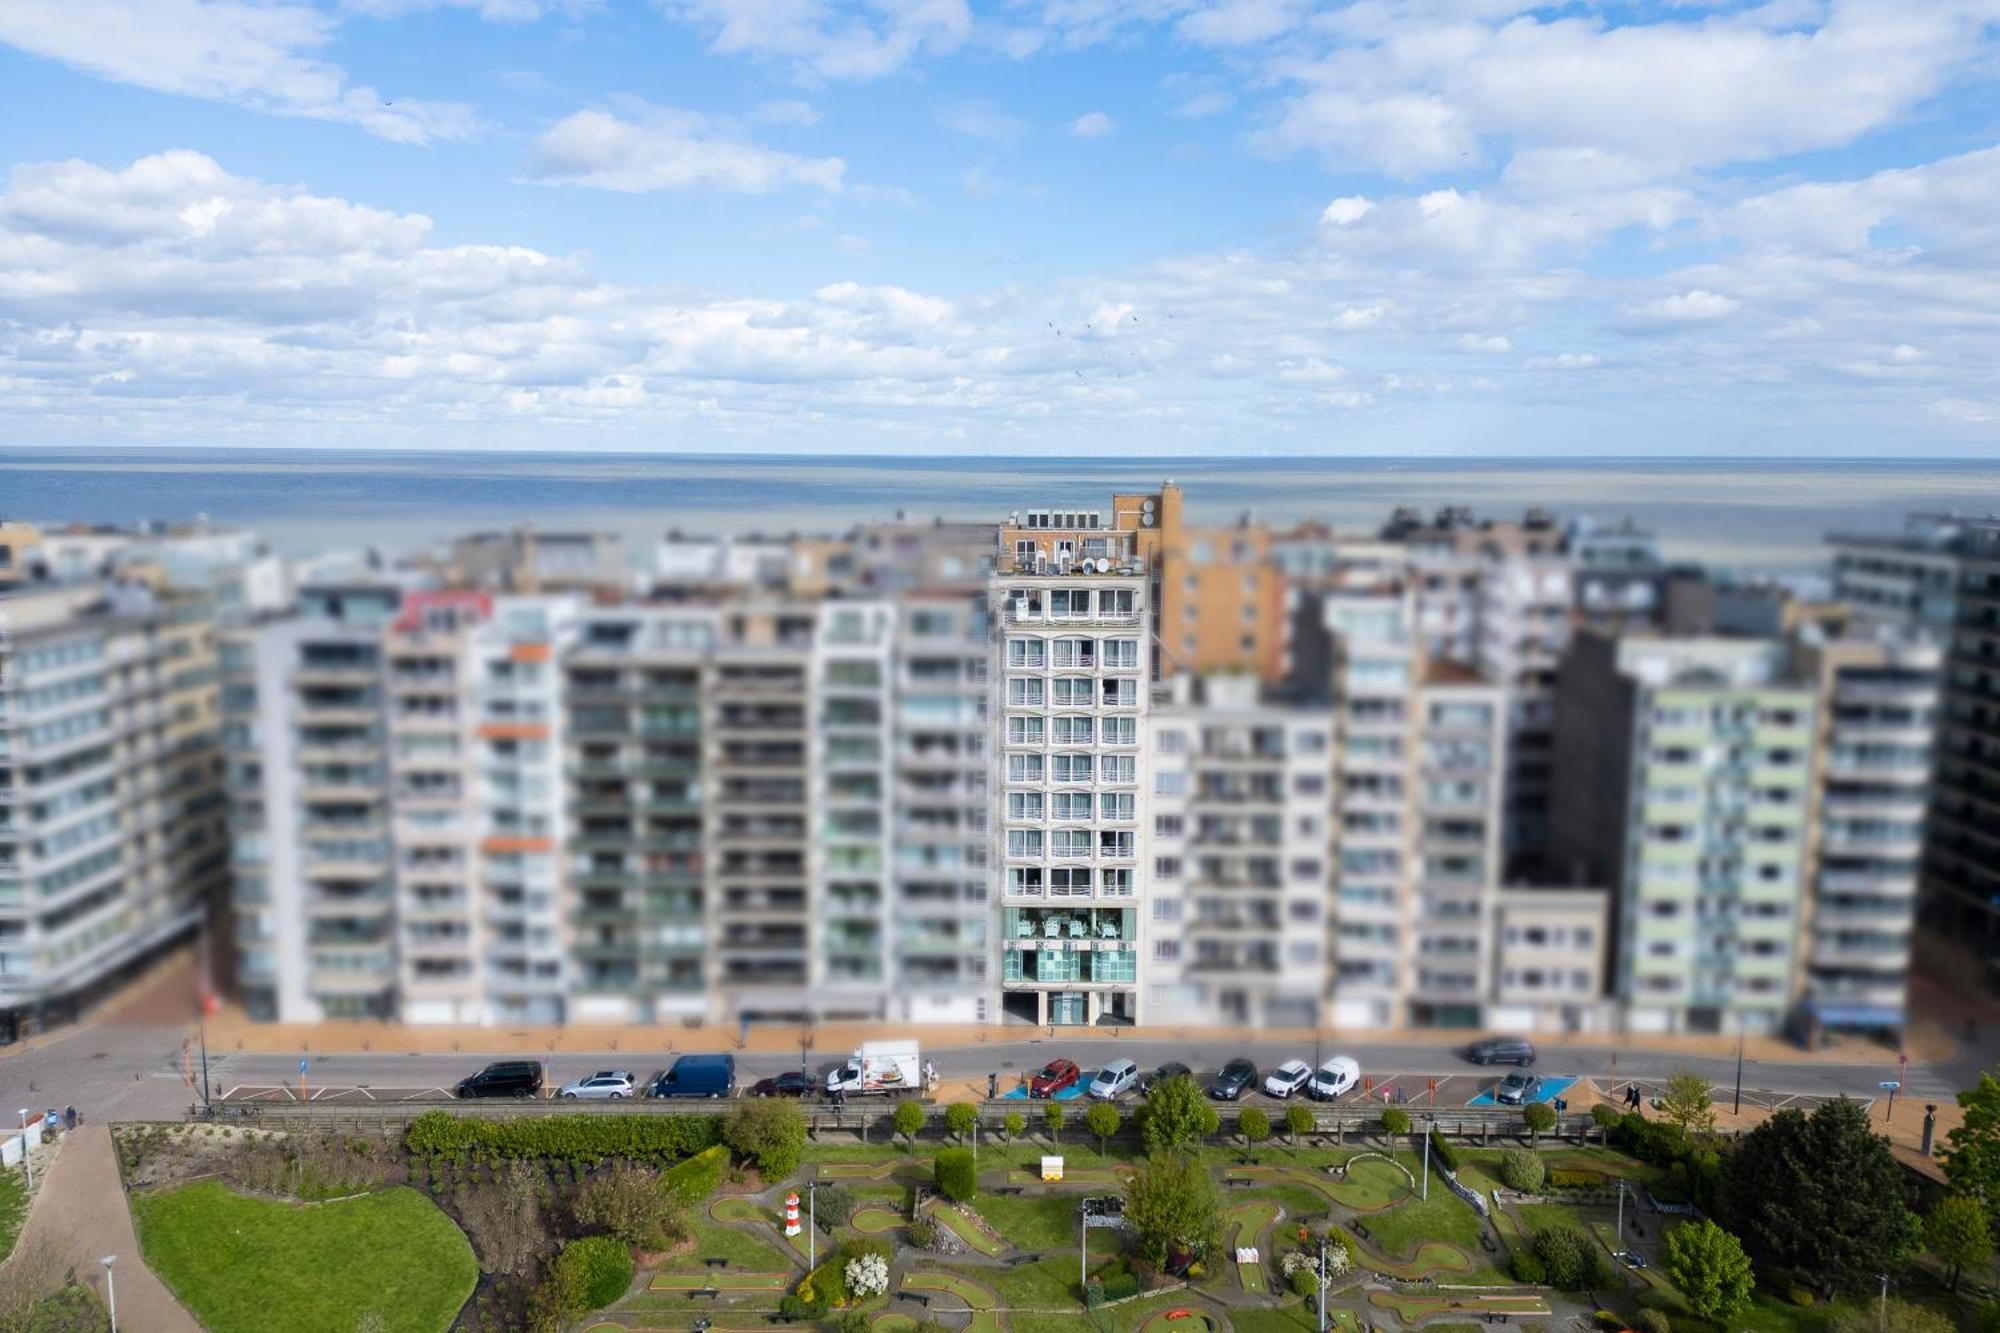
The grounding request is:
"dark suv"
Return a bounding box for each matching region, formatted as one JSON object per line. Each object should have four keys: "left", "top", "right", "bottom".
{"left": 1464, "top": 1037, "right": 1536, "bottom": 1067}
{"left": 1208, "top": 1058, "right": 1258, "bottom": 1101}
{"left": 455, "top": 1061, "right": 543, "bottom": 1099}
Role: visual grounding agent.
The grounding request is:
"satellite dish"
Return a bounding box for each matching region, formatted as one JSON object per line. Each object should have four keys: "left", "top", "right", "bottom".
{"left": 1095, "top": 558, "right": 1110, "bottom": 573}
{"left": 1141, "top": 499, "right": 1155, "bottom": 513}
{"left": 1141, "top": 514, "right": 1154, "bottom": 527}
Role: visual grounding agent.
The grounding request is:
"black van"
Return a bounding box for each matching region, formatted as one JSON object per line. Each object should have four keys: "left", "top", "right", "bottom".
{"left": 647, "top": 1053, "right": 736, "bottom": 1099}
{"left": 455, "top": 1061, "right": 543, "bottom": 1099}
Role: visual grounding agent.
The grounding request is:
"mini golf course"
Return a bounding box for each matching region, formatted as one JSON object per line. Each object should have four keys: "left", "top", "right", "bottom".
{"left": 903, "top": 1270, "right": 1005, "bottom": 1333}
{"left": 1135, "top": 1305, "right": 1232, "bottom": 1333}
{"left": 650, "top": 1272, "right": 792, "bottom": 1293}
{"left": 932, "top": 1204, "right": 1011, "bottom": 1257}
{"left": 1223, "top": 1198, "right": 1281, "bottom": 1294}
{"left": 1366, "top": 1291, "right": 1551, "bottom": 1325}
{"left": 851, "top": 1205, "right": 906, "bottom": 1235}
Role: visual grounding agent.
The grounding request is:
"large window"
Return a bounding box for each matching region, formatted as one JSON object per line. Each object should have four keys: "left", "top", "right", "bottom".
{"left": 1101, "top": 755, "right": 1136, "bottom": 784}
{"left": 1007, "top": 754, "right": 1044, "bottom": 782}
{"left": 1052, "top": 638, "right": 1097, "bottom": 668}
{"left": 1102, "top": 717, "right": 1137, "bottom": 746}
{"left": 1052, "top": 791, "right": 1094, "bottom": 820}
{"left": 1100, "top": 792, "right": 1135, "bottom": 821}
{"left": 1007, "top": 678, "right": 1045, "bottom": 706}
{"left": 1007, "top": 830, "right": 1044, "bottom": 858}
{"left": 1007, "top": 792, "right": 1044, "bottom": 820}
{"left": 1006, "top": 716, "right": 1045, "bottom": 745}
{"left": 1053, "top": 830, "right": 1093, "bottom": 859}
{"left": 1053, "top": 753, "right": 1094, "bottom": 782}
{"left": 1053, "top": 677, "right": 1093, "bottom": 707}
{"left": 1006, "top": 638, "right": 1046, "bottom": 668}
{"left": 1053, "top": 715, "right": 1094, "bottom": 745}
{"left": 1103, "top": 639, "right": 1140, "bottom": 668}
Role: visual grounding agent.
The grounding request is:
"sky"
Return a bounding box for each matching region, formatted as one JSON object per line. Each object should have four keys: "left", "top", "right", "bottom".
{"left": 1, "top": 0, "right": 1998, "bottom": 456}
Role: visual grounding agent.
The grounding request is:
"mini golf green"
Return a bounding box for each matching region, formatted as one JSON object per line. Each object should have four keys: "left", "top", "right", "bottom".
{"left": 1223, "top": 1199, "right": 1279, "bottom": 1294}
{"left": 873, "top": 1315, "right": 919, "bottom": 1333}
{"left": 932, "top": 1205, "right": 1010, "bottom": 1257}
{"left": 1324, "top": 1156, "right": 1413, "bottom": 1210}
{"left": 650, "top": 1272, "right": 792, "bottom": 1292}
{"left": 903, "top": 1271, "right": 1004, "bottom": 1333}
{"left": 1135, "top": 1306, "right": 1228, "bottom": 1333}
{"left": 1366, "top": 1291, "right": 1551, "bottom": 1324}
{"left": 821, "top": 1160, "right": 931, "bottom": 1181}
{"left": 851, "top": 1206, "right": 905, "bottom": 1235}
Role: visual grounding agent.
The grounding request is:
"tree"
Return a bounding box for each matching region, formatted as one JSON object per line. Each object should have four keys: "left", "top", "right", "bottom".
{"left": 1829, "top": 1301, "right": 1955, "bottom": 1333}
{"left": 1721, "top": 1097, "right": 1919, "bottom": 1295}
{"left": 1663, "top": 1220, "right": 1754, "bottom": 1322}
{"left": 1635, "top": 1310, "right": 1671, "bottom": 1333}
{"left": 1945, "top": 1072, "right": 2000, "bottom": 1223}
{"left": 724, "top": 1098, "right": 807, "bottom": 1181}
{"left": 891, "top": 1100, "right": 926, "bottom": 1152}
{"left": 934, "top": 1147, "right": 978, "bottom": 1202}
{"left": 1926, "top": 1194, "right": 1993, "bottom": 1291}
{"left": 1084, "top": 1101, "right": 1122, "bottom": 1154}
{"left": 1530, "top": 1224, "right": 1594, "bottom": 1289}
{"left": 1500, "top": 1149, "right": 1544, "bottom": 1193}
{"left": 1043, "top": 1101, "right": 1066, "bottom": 1144}
{"left": 1380, "top": 1107, "right": 1410, "bottom": 1136}
{"left": 1285, "top": 1104, "right": 1314, "bottom": 1146}
{"left": 1659, "top": 1072, "right": 1718, "bottom": 1138}
{"left": 1238, "top": 1107, "right": 1271, "bottom": 1156}
{"left": 1126, "top": 1152, "right": 1222, "bottom": 1266}
{"left": 572, "top": 1164, "right": 686, "bottom": 1250}
{"left": 944, "top": 1101, "right": 978, "bottom": 1143}
{"left": 1141, "top": 1075, "right": 1216, "bottom": 1156}
{"left": 1522, "top": 1102, "right": 1556, "bottom": 1145}
{"left": 1003, "top": 1111, "right": 1026, "bottom": 1141}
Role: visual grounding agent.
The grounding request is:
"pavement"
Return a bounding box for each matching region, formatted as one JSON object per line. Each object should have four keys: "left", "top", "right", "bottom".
{"left": 1, "top": 1125, "right": 200, "bottom": 1332}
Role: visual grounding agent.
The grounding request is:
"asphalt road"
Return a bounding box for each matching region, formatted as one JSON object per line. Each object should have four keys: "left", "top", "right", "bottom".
{"left": 11, "top": 1025, "right": 1970, "bottom": 1123}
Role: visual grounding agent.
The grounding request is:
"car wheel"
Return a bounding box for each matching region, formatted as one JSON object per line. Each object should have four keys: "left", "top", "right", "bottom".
{"left": 515, "top": 1088, "right": 531, "bottom": 1099}
{"left": 1518, "top": 1057, "right": 1532, "bottom": 1067}
{"left": 610, "top": 1092, "right": 624, "bottom": 1100}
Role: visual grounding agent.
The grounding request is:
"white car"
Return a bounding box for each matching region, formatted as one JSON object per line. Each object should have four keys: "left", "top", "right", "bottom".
{"left": 1088, "top": 1058, "right": 1140, "bottom": 1100}
{"left": 559, "top": 1070, "right": 636, "bottom": 1100}
{"left": 1307, "top": 1056, "right": 1360, "bottom": 1101}
{"left": 1262, "top": 1059, "right": 1313, "bottom": 1099}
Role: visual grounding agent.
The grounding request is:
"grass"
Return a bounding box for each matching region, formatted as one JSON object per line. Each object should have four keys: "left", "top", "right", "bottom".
{"left": 1322, "top": 1155, "right": 1411, "bottom": 1210}
{"left": 132, "top": 1181, "right": 476, "bottom": 1333}
{"left": 904, "top": 1270, "right": 1005, "bottom": 1333}
{"left": 0, "top": 1170, "right": 26, "bottom": 1265}
{"left": 972, "top": 1191, "right": 1085, "bottom": 1250}
{"left": 662, "top": 1143, "right": 730, "bottom": 1203}
{"left": 650, "top": 1272, "right": 790, "bottom": 1292}
{"left": 850, "top": 1205, "right": 904, "bottom": 1235}
{"left": 934, "top": 1203, "right": 1010, "bottom": 1256}
{"left": 689, "top": 1211, "right": 794, "bottom": 1269}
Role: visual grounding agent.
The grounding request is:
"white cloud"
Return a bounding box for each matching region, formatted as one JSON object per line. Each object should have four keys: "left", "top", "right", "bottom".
{"left": 939, "top": 100, "right": 1027, "bottom": 142}
{"left": 1174, "top": 90, "right": 1234, "bottom": 119}
{"left": 1069, "top": 111, "right": 1117, "bottom": 138}
{"left": 526, "top": 106, "right": 848, "bottom": 193}
{"left": 1626, "top": 289, "right": 1742, "bottom": 324}
{"left": 751, "top": 99, "right": 822, "bottom": 126}
{"left": 1525, "top": 352, "right": 1601, "bottom": 371}
{"left": 1458, "top": 333, "right": 1511, "bottom": 352}
{"left": 1175, "top": 0, "right": 1306, "bottom": 47}
{"left": 1319, "top": 195, "right": 1373, "bottom": 226}
{"left": 667, "top": 0, "right": 972, "bottom": 82}
{"left": 0, "top": 0, "right": 477, "bottom": 143}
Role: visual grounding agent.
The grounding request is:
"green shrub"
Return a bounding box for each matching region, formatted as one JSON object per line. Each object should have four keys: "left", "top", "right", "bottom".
{"left": 934, "top": 1147, "right": 978, "bottom": 1202}
{"left": 1380, "top": 1108, "right": 1410, "bottom": 1135}
{"left": 1530, "top": 1224, "right": 1592, "bottom": 1289}
{"left": 554, "top": 1236, "right": 634, "bottom": 1313}
{"left": 724, "top": 1099, "right": 807, "bottom": 1182}
{"left": 1238, "top": 1107, "right": 1271, "bottom": 1145}
{"left": 1545, "top": 1168, "right": 1607, "bottom": 1190}
{"left": 1636, "top": 1309, "right": 1671, "bottom": 1333}
{"left": 1429, "top": 1127, "right": 1460, "bottom": 1173}
{"left": 1500, "top": 1149, "right": 1545, "bottom": 1192}
{"left": 404, "top": 1110, "right": 720, "bottom": 1164}
{"left": 1787, "top": 1287, "right": 1816, "bottom": 1308}
{"left": 815, "top": 1185, "right": 856, "bottom": 1231}
{"left": 1101, "top": 1272, "right": 1141, "bottom": 1301}
{"left": 837, "top": 1312, "right": 873, "bottom": 1333}
{"left": 1612, "top": 1112, "right": 1687, "bottom": 1166}
{"left": 1591, "top": 1104, "right": 1623, "bottom": 1129}
{"left": 572, "top": 1163, "right": 685, "bottom": 1249}
{"left": 944, "top": 1102, "right": 979, "bottom": 1141}
{"left": 906, "top": 1216, "right": 938, "bottom": 1250}
{"left": 660, "top": 1143, "right": 731, "bottom": 1204}
{"left": 1002, "top": 1111, "right": 1026, "bottom": 1140}
{"left": 1290, "top": 1266, "right": 1318, "bottom": 1298}
{"left": 1510, "top": 1250, "right": 1546, "bottom": 1284}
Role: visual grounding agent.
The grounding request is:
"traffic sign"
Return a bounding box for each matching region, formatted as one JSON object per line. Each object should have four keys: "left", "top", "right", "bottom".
{"left": 1879, "top": 1080, "right": 1902, "bottom": 1091}
{"left": 300, "top": 1058, "right": 309, "bottom": 1074}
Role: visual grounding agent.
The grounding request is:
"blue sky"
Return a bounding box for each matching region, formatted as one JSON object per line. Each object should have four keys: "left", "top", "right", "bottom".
{"left": 2, "top": 0, "right": 1998, "bottom": 455}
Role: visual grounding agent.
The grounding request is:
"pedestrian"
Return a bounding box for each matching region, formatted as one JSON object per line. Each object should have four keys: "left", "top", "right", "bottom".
{"left": 987, "top": 1072, "right": 998, "bottom": 1100}
{"left": 63, "top": 1106, "right": 76, "bottom": 1132}
{"left": 41, "top": 1108, "right": 57, "bottom": 1138}
{"left": 925, "top": 1059, "right": 938, "bottom": 1094}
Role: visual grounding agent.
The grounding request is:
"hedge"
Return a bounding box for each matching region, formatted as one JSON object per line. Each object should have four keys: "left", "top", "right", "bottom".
{"left": 404, "top": 1110, "right": 721, "bottom": 1163}
{"left": 934, "top": 1147, "right": 977, "bottom": 1203}
{"left": 1427, "top": 1128, "right": 1459, "bottom": 1173}
{"left": 661, "top": 1144, "right": 731, "bottom": 1204}
{"left": 556, "top": 1236, "right": 634, "bottom": 1313}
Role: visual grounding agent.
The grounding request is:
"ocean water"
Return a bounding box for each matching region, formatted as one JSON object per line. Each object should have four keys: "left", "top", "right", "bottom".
{"left": 3, "top": 449, "right": 1996, "bottom": 569}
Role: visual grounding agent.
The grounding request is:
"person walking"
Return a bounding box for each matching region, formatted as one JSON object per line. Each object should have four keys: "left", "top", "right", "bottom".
{"left": 987, "top": 1072, "right": 998, "bottom": 1100}
{"left": 62, "top": 1106, "right": 76, "bottom": 1132}
{"left": 924, "top": 1060, "right": 938, "bottom": 1095}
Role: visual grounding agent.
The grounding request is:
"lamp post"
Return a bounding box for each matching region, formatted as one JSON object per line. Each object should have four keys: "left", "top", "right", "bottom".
{"left": 1420, "top": 1116, "right": 1431, "bottom": 1202}
{"left": 806, "top": 1181, "right": 817, "bottom": 1271}
{"left": 1615, "top": 1180, "right": 1628, "bottom": 1242}
{"left": 16, "top": 1109, "right": 30, "bottom": 1191}
{"left": 100, "top": 1254, "right": 117, "bottom": 1333}
{"left": 1732, "top": 1014, "right": 1744, "bottom": 1116}
{"left": 1878, "top": 1273, "right": 1889, "bottom": 1332}
{"left": 1316, "top": 1235, "right": 1327, "bottom": 1333}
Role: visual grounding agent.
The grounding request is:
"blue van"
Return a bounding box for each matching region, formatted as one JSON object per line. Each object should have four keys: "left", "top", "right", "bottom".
{"left": 647, "top": 1053, "right": 736, "bottom": 1099}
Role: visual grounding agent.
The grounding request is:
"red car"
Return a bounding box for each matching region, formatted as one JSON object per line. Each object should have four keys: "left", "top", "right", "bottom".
{"left": 1029, "top": 1059, "right": 1081, "bottom": 1098}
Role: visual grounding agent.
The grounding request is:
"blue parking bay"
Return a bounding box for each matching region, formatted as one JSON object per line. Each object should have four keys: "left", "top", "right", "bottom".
{"left": 1467, "top": 1074, "right": 1577, "bottom": 1108}
{"left": 1000, "top": 1080, "right": 1093, "bottom": 1101}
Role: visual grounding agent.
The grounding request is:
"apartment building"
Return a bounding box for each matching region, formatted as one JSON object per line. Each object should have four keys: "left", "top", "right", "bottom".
{"left": 1927, "top": 518, "right": 2000, "bottom": 967}
{"left": 1567, "top": 517, "right": 1667, "bottom": 631}
{"left": 1828, "top": 514, "right": 1966, "bottom": 636}
{"left": 1790, "top": 623, "right": 1938, "bottom": 1038}
{"left": 1488, "top": 888, "right": 1613, "bottom": 1033}
{"left": 1380, "top": 508, "right": 1572, "bottom": 875}
{"left": 1145, "top": 675, "right": 1333, "bottom": 1028}
{"left": 0, "top": 524, "right": 40, "bottom": 591}
{"left": 1552, "top": 631, "right": 1817, "bottom": 1035}
{"left": 992, "top": 563, "right": 1150, "bottom": 1026}
{"left": 0, "top": 579, "right": 227, "bottom": 1040}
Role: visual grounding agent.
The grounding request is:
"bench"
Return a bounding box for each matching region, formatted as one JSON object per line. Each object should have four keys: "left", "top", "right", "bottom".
{"left": 768, "top": 1316, "right": 800, "bottom": 1325}
{"left": 1478, "top": 1234, "right": 1497, "bottom": 1254}
{"left": 994, "top": 1186, "right": 1025, "bottom": 1196}
{"left": 704, "top": 1257, "right": 731, "bottom": 1268}
{"left": 1352, "top": 1222, "right": 1371, "bottom": 1241}
{"left": 900, "top": 1293, "right": 931, "bottom": 1309}
{"left": 1224, "top": 1177, "right": 1254, "bottom": 1189}
{"left": 689, "top": 1288, "right": 720, "bottom": 1301}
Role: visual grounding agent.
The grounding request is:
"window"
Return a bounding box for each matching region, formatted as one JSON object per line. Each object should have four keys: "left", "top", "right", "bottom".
{"left": 1007, "top": 830, "right": 1044, "bottom": 858}
{"left": 1100, "top": 588, "right": 1135, "bottom": 616}
{"left": 1103, "top": 639, "right": 1139, "bottom": 668}
{"left": 1052, "top": 637, "right": 1097, "bottom": 668}
{"left": 1053, "top": 829, "right": 1093, "bottom": 859}
{"left": 1155, "top": 814, "right": 1184, "bottom": 837}
{"left": 1051, "top": 867, "right": 1092, "bottom": 895}
{"left": 1007, "top": 678, "right": 1045, "bottom": 707}
{"left": 1006, "top": 716, "right": 1044, "bottom": 745}
{"left": 1156, "top": 729, "right": 1185, "bottom": 753}
{"left": 1154, "top": 856, "right": 1182, "bottom": 879}
{"left": 1006, "top": 638, "right": 1046, "bottom": 668}
{"left": 1152, "top": 897, "right": 1181, "bottom": 922}
{"left": 1008, "top": 867, "right": 1043, "bottom": 895}
{"left": 1006, "top": 792, "right": 1044, "bottom": 820}
{"left": 1006, "top": 754, "right": 1044, "bottom": 783}
{"left": 1098, "top": 831, "right": 1135, "bottom": 859}
{"left": 1100, "top": 792, "right": 1135, "bottom": 821}
{"left": 1052, "top": 791, "right": 1093, "bottom": 820}
{"left": 1100, "top": 678, "right": 1138, "bottom": 707}
{"left": 1153, "top": 940, "right": 1181, "bottom": 962}
{"left": 1052, "top": 715, "right": 1094, "bottom": 745}
{"left": 1050, "top": 588, "right": 1093, "bottom": 618}
{"left": 1155, "top": 771, "right": 1187, "bottom": 796}
{"left": 1101, "top": 869, "right": 1134, "bottom": 895}
{"left": 1053, "top": 676, "right": 1093, "bottom": 707}
{"left": 1053, "top": 753, "right": 1094, "bottom": 782}
{"left": 1101, "top": 755, "right": 1136, "bottom": 784}
{"left": 1102, "top": 716, "right": 1137, "bottom": 746}
{"left": 1294, "top": 774, "right": 1326, "bottom": 795}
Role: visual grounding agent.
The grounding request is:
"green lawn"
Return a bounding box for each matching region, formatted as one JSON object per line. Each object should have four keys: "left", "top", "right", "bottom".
{"left": 132, "top": 1181, "right": 477, "bottom": 1333}
{"left": 0, "top": 1170, "right": 27, "bottom": 1265}
{"left": 971, "top": 1191, "right": 1084, "bottom": 1250}
{"left": 689, "top": 1211, "right": 794, "bottom": 1269}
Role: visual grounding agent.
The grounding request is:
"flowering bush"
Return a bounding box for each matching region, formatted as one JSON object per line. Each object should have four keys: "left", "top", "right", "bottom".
{"left": 1279, "top": 1241, "right": 1349, "bottom": 1282}
{"left": 846, "top": 1253, "right": 889, "bottom": 1299}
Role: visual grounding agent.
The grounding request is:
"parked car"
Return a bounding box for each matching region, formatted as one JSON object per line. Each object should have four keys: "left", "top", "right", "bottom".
{"left": 1209, "top": 1058, "right": 1258, "bottom": 1101}
{"left": 647, "top": 1053, "right": 736, "bottom": 1099}
{"left": 1464, "top": 1036, "right": 1537, "bottom": 1067}
{"left": 1262, "top": 1060, "right": 1313, "bottom": 1099}
{"left": 1029, "top": 1059, "right": 1082, "bottom": 1098}
{"left": 1141, "top": 1061, "right": 1192, "bottom": 1095}
{"left": 559, "top": 1070, "right": 635, "bottom": 1100}
{"left": 1494, "top": 1069, "right": 1542, "bottom": 1105}
{"left": 1088, "top": 1059, "right": 1140, "bottom": 1100}
{"left": 455, "top": 1061, "right": 542, "bottom": 1100}
{"left": 748, "top": 1071, "right": 815, "bottom": 1098}
{"left": 1614, "top": 1251, "right": 1648, "bottom": 1271}
{"left": 1307, "top": 1056, "right": 1361, "bottom": 1101}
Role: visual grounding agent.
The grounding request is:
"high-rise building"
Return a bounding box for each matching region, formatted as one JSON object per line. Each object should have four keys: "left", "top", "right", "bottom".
{"left": 1926, "top": 518, "right": 2000, "bottom": 965}
{"left": 0, "top": 578, "right": 227, "bottom": 1040}
{"left": 992, "top": 561, "right": 1150, "bottom": 1025}
{"left": 1552, "top": 630, "right": 1817, "bottom": 1034}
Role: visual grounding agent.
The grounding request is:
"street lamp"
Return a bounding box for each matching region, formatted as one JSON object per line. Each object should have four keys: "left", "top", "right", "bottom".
{"left": 100, "top": 1254, "right": 118, "bottom": 1333}
{"left": 806, "top": 1181, "right": 817, "bottom": 1271}
{"left": 1614, "top": 1180, "right": 1629, "bottom": 1242}
{"left": 1420, "top": 1115, "right": 1432, "bottom": 1202}
{"left": 16, "top": 1109, "right": 30, "bottom": 1191}
{"left": 1878, "top": 1273, "right": 1889, "bottom": 1332}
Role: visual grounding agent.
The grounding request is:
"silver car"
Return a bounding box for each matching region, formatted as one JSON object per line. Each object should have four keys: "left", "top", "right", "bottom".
{"left": 559, "top": 1070, "right": 636, "bottom": 1100}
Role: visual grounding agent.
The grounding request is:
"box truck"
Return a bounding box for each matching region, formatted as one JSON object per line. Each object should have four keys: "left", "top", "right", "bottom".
{"left": 826, "top": 1040, "right": 921, "bottom": 1097}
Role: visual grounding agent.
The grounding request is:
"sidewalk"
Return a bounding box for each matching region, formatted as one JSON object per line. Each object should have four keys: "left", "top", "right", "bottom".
{"left": 3, "top": 1126, "right": 200, "bottom": 1331}
{"left": 201, "top": 1004, "right": 1955, "bottom": 1068}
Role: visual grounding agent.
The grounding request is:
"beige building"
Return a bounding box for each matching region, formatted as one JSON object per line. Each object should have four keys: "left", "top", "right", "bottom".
{"left": 1488, "top": 887, "right": 1614, "bottom": 1032}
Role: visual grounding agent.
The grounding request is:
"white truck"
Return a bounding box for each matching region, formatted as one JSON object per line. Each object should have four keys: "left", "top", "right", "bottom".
{"left": 826, "top": 1040, "right": 922, "bottom": 1098}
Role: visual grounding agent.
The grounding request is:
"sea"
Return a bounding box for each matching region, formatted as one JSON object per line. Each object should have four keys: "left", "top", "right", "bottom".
{"left": 3, "top": 449, "right": 1998, "bottom": 572}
